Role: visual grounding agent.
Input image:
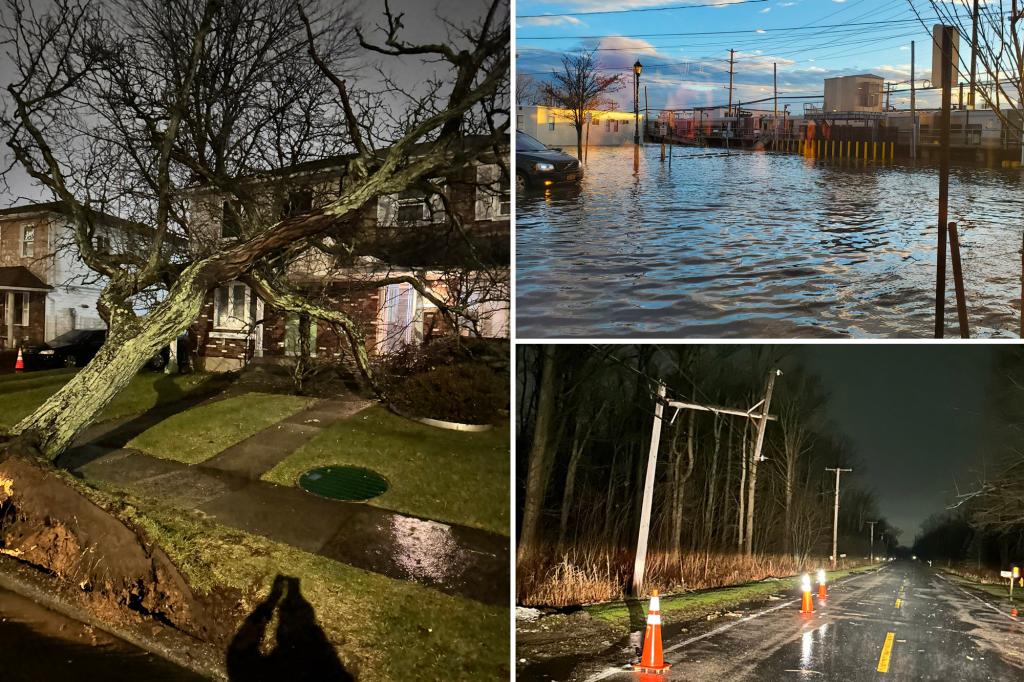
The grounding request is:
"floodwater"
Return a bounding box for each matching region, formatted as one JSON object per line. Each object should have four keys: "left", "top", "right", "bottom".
{"left": 0, "top": 586, "right": 206, "bottom": 681}
{"left": 516, "top": 144, "right": 1024, "bottom": 338}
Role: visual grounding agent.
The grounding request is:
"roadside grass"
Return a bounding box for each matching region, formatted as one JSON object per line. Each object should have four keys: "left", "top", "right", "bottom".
{"left": 939, "top": 568, "right": 1017, "bottom": 601}
{"left": 583, "top": 563, "right": 880, "bottom": 627}
{"left": 82, "top": 477, "right": 509, "bottom": 681}
{"left": 262, "top": 406, "right": 509, "bottom": 535}
{"left": 0, "top": 370, "right": 225, "bottom": 435}
{"left": 128, "top": 392, "right": 315, "bottom": 464}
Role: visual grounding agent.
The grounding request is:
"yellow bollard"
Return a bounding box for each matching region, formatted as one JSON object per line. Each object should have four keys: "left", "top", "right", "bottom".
{"left": 881, "top": 142, "right": 886, "bottom": 162}
{"left": 855, "top": 141, "right": 860, "bottom": 159}
{"left": 873, "top": 142, "right": 877, "bottom": 162}
{"left": 890, "top": 141, "right": 895, "bottom": 161}
{"left": 817, "top": 139, "right": 822, "bottom": 158}
{"left": 847, "top": 140, "right": 851, "bottom": 159}
{"left": 831, "top": 140, "right": 835, "bottom": 160}
{"left": 865, "top": 141, "right": 869, "bottom": 161}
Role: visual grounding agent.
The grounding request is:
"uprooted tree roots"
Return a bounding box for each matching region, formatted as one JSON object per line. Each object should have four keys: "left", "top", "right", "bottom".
{"left": 0, "top": 434, "right": 223, "bottom": 641}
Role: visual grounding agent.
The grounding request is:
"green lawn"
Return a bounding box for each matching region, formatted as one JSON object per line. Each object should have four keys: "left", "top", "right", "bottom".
{"left": 80, "top": 477, "right": 508, "bottom": 682}
{"left": 0, "top": 370, "right": 225, "bottom": 434}
{"left": 263, "top": 406, "right": 509, "bottom": 535}
{"left": 585, "top": 563, "right": 881, "bottom": 626}
{"left": 939, "top": 569, "right": 1018, "bottom": 601}
{"left": 127, "top": 392, "right": 315, "bottom": 464}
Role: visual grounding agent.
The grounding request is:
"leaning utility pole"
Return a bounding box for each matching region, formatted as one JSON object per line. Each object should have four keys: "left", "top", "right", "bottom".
{"left": 744, "top": 369, "right": 782, "bottom": 556}
{"left": 826, "top": 467, "right": 853, "bottom": 569}
{"left": 728, "top": 49, "right": 735, "bottom": 117}
{"left": 867, "top": 520, "right": 879, "bottom": 563}
{"left": 632, "top": 382, "right": 666, "bottom": 597}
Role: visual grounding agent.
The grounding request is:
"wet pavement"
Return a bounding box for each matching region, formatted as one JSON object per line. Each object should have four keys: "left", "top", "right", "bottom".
{"left": 517, "top": 145, "right": 1024, "bottom": 338}
{"left": 65, "top": 446, "right": 509, "bottom": 607}
{"left": 0, "top": 585, "right": 206, "bottom": 681}
{"left": 540, "top": 561, "right": 1024, "bottom": 681}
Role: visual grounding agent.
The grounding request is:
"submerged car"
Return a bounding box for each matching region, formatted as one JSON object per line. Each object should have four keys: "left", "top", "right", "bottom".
{"left": 22, "top": 329, "right": 169, "bottom": 371}
{"left": 516, "top": 132, "right": 582, "bottom": 191}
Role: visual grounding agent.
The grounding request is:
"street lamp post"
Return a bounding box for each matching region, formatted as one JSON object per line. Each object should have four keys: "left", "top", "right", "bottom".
{"left": 633, "top": 60, "right": 643, "bottom": 145}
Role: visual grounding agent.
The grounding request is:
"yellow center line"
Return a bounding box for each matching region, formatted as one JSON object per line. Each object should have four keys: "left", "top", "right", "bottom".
{"left": 895, "top": 598, "right": 902, "bottom": 609}
{"left": 877, "top": 631, "right": 896, "bottom": 673}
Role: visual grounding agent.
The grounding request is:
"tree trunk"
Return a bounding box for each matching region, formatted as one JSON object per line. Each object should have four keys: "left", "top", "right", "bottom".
{"left": 703, "top": 414, "right": 722, "bottom": 547}
{"left": 518, "top": 346, "right": 559, "bottom": 563}
{"left": 14, "top": 275, "right": 208, "bottom": 459}
{"left": 557, "top": 415, "right": 585, "bottom": 555}
{"left": 575, "top": 123, "right": 584, "bottom": 161}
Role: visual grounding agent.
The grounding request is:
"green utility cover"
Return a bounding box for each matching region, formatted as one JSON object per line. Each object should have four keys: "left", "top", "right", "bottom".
{"left": 298, "top": 466, "right": 388, "bottom": 501}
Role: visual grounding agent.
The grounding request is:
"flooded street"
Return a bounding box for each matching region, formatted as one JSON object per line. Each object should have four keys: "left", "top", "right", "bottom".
{"left": 0, "top": 586, "right": 206, "bottom": 681}
{"left": 516, "top": 145, "right": 1024, "bottom": 337}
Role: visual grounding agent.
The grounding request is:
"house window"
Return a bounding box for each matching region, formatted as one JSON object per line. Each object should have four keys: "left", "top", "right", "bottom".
{"left": 475, "top": 163, "right": 511, "bottom": 221}
{"left": 605, "top": 119, "right": 611, "bottom": 132}
{"left": 21, "top": 226, "right": 34, "bottom": 257}
{"left": 94, "top": 234, "right": 111, "bottom": 253}
{"left": 547, "top": 114, "right": 555, "bottom": 131}
{"left": 378, "top": 187, "right": 445, "bottom": 227}
{"left": 614, "top": 120, "right": 620, "bottom": 133}
{"left": 516, "top": 114, "right": 524, "bottom": 130}
{"left": 221, "top": 201, "right": 242, "bottom": 239}
{"left": 281, "top": 189, "right": 314, "bottom": 219}
{"left": 213, "top": 283, "right": 249, "bottom": 330}
{"left": 379, "top": 283, "right": 419, "bottom": 354}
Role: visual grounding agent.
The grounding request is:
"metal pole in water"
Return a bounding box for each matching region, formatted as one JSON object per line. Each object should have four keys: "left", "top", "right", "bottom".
{"left": 948, "top": 222, "right": 970, "bottom": 338}
{"left": 936, "top": 26, "right": 954, "bottom": 338}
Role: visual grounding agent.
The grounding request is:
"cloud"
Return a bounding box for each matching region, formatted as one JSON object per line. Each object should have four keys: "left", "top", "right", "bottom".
{"left": 760, "top": 7, "right": 771, "bottom": 12}
{"left": 517, "top": 15, "right": 583, "bottom": 27}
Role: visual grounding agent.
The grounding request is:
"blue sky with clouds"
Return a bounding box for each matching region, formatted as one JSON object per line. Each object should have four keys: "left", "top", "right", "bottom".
{"left": 517, "top": 0, "right": 968, "bottom": 114}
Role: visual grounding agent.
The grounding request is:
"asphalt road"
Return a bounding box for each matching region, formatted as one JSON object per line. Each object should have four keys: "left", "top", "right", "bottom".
{"left": 571, "top": 562, "right": 1024, "bottom": 681}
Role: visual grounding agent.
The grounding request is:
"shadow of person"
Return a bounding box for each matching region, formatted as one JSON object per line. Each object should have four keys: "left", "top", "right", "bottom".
{"left": 227, "top": 575, "right": 353, "bottom": 681}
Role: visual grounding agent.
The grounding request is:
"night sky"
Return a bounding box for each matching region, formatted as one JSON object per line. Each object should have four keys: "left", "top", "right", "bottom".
{"left": 795, "top": 344, "right": 997, "bottom": 543}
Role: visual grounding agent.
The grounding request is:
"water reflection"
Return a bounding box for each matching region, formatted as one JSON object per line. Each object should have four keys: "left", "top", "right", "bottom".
{"left": 517, "top": 145, "right": 1024, "bottom": 337}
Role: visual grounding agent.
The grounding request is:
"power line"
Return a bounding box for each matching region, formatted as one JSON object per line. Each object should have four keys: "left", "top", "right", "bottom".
{"left": 518, "top": 0, "right": 768, "bottom": 19}
{"left": 518, "top": 16, "right": 941, "bottom": 40}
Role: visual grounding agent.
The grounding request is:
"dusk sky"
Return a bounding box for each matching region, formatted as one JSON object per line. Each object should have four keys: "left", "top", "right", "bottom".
{"left": 517, "top": 0, "right": 984, "bottom": 114}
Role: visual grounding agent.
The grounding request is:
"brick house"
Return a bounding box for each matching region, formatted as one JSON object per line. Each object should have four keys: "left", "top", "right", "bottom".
{"left": 188, "top": 148, "right": 510, "bottom": 373}
{"left": 0, "top": 202, "right": 134, "bottom": 350}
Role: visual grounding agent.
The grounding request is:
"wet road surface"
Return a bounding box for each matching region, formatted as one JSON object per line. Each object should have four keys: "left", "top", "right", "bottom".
{"left": 0, "top": 586, "right": 206, "bottom": 681}
{"left": 539, "top": 562, "right": 1024, "bottom": 681}
{"left": 517, "top": 145, "right": 1024, "bottom": 338}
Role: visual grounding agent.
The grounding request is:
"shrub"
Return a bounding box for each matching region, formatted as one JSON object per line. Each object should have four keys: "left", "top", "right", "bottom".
{"left": 390, "top": 361, "right": 507, "bottom": 424}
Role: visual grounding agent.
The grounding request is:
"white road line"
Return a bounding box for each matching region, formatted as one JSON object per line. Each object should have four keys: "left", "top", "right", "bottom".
{"left": 933, "top": 572, "right": 1024, "bottom": 628}
{"left": 582, "top": 567, "right": 888, "bottom": 682}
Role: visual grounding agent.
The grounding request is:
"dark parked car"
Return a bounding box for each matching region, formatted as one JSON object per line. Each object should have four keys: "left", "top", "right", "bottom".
{"left": 22, "top": 329, "right": 169, "bottom": 371}
{"left": 516, "top": 132, "right": 582, "bottom": 191}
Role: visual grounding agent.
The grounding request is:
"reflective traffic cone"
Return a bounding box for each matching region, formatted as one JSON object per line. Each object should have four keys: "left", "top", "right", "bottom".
{"left": 634, "top": 590, "right": 671, "bottom": 674}
{"left": 14, "top": 348, "right": 24, "bottom": 373}
{"left": 817, "top": 568, "right": 827, "bottom": 600}
{"left": 800, "top": 574, "right": 814, "bottom": 614}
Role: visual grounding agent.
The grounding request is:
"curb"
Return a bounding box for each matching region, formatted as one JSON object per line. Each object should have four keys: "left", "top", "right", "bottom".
{"left": 387, "top": 403, "right": 494, "bottom": 432}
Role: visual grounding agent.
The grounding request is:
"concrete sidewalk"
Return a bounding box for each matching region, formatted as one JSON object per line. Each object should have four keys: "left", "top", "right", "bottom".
{"left": 63, "top": 394, "right": 509, "bottom": 606}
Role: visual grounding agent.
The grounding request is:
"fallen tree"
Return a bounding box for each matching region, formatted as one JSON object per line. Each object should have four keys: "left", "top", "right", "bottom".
{"left": 0, "top": 0, "right": 508, "bottom": 663}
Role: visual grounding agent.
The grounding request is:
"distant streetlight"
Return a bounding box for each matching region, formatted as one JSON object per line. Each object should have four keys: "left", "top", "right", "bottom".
{"left": 633, "top": 60, "right": 643, "bottom": 145}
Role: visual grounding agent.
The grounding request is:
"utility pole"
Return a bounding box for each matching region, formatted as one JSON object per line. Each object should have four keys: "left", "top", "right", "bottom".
{"left": 911, "top": 40, "right": 917, "bottom": 160}
{"left": 825, "top": 467, "right": 853, "bottom": 569}
{"left": 867, "top": 520, "right": 878, "bottom": 563}
{"left": 727, "top": 48, "right": 735, "bottom": 145}
{"left": 936, "top": 25, "right": 954, "bottom": 339}
{"left": 744, "top": 369, "right": 782, "bottom": 556}
{"left": 773, "top": 62, "right": 778, "bottom": 143}
{"left": 632, "top": 382, "right": 666, "bottom": 597}
{"left": 969, "top": 0, "right": 979, "bottom": 109}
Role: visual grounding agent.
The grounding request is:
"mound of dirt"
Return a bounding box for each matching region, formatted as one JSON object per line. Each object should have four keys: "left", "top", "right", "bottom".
{"left": 0, "top": 438, "right": 214, "bottom": 640}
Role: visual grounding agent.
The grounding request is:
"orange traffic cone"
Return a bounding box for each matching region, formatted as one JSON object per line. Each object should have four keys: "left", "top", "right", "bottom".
{"left": 1011, "top": 606, "right": 1018, "bottom": 618}
{"left": 14, "top": 348, "right": 24, "bottom": 373}
{"left": 800, "top": 574, "right": 814, "bottom": 615}
{"left": 634, "top": 590, "right": 671, "bottom": 674}
{"left": 817, "top": 569, "right": 827, "bottom": 600}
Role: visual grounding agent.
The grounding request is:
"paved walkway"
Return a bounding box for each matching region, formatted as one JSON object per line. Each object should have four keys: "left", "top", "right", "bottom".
{"left": 61, "top": 395, "right": 509, "bottom": 607}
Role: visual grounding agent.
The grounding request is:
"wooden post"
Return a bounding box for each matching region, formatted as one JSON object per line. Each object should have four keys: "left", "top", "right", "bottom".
{"left": 632, "top": 383, "right": 666, "bottom": 596}
{"left": 936, "top": 26, "right": 954, "bottom": 338}
{"left": 948, "top": 222, "right": 970, "bottom": 338}
{"left": 826, "top": 467, "right": 853, "bottom": 569}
